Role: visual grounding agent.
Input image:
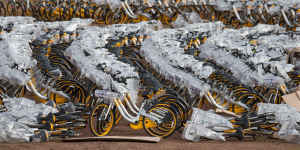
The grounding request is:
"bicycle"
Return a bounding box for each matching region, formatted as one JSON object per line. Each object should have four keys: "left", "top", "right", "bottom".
{"left": 6, "top": 0, "right": 23, "bottom": 16}
{"left": 89, "top": 89, "right": 178, "bottom": 138}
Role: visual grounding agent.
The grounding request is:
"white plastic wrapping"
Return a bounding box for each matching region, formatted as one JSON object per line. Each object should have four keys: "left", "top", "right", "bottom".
{"left": 92, "top": 0, "right": 300, "bottom": 12}
{"left": 278, "top": 119, "right": 300, "bottom": 144}
{"left": 257, "top": 103, "right": 300, "bottom": 144}
{"left": 0, "top": 97, "right": 57, "bottom": 143}
{"left": 257, "top": 103, "right": 300, "bottom": 124}
{"left": 0, "top": 25, "right": 37, "bottom": 85}
{"left": 0, "top": 116, "right": 35, "bottom": 143}
{"left": 64, "top": 27, "right": 133, "bottom": 92}
{"left": 198, "top": 23, "right": 298, "bottom": 87}
{"left": 199, "top": 0, "right": 300, "bottom": 11}
{"left": 141, "top": 35, "right": 210, "bottom": 97}
{"left": 182, "top": 108, "right": 233, "bottom": 141}
{"left": 0, "top": 17, "right": 93, "bottom": 86}
{"left": 140, "top": 22, "right": 227, "bottom": 97}
{"left": 37, "top": 18, "right": 93, "bottom": 33}
{"left": 65, "top": 21, "right": 160, "bottom": 103}
{"left": 183, "top": 122, "right": 226, "bottom": 142}
{"left": 3, "top": 97, "right": 57, "bottom": 125}
{"left": 172, "top": 12, "right": 206, "bottom": 28}
{"left": 146, "top": 22, "right": 223, "bottom": 79}
{"left": 141, "top": 21, "right": 297, "bottom": 88}
{"left": 189, "top": 108, "right": 233, "bottom": 130}
{"left": 0, "top": 16, "right": 35, "bottom": 25}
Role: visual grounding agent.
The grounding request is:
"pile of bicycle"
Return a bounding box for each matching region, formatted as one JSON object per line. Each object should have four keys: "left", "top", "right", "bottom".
{"left": 0, "top": 0, "right": 300, "bottom": 143}
{"left": 0, "top": 0, "right": 300, "bottom": 29}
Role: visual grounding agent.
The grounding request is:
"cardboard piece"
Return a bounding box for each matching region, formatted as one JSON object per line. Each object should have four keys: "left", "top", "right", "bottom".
{"left": 282, "top": 90, "right": 300, "bottom": 112}
{"left": 61, "top": 136, "right": 161, "bottom": 143}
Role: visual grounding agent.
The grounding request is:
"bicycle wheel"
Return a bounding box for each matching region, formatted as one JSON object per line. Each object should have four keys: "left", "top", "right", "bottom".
{"left": 38, "top": 6, "right": 47, "bottom": 20}
{"left": 6, "top": 1, "right": 16, "bottom": 16}
{"left": 6, "top": 1, "right": 23, "bottom": 16}
{"left": 143, "top": 105, "right": 177, "bottom": 138}
{"left": 89, "top": 103, "right": 115, "bottom": 136}
{"left": 113, "top": 106, "right": 122, "bottom": 125}
{"left": 157, "top": 96, "right": 189, "bottom": 125}
{"left": 0, "top": 85, "right": 6, "bottom": 105}
{"left": 49, "top": 7, "right": 60, "bottom": 21}
{"left": 154, "top": 102, "right": 183, "bottom": 131}
{"left": 55, "top": 80, "right": 87, "bottom": 104}
{"left": 0, "top": 1, "right": 6, "bottom": 16}
{"left": 15, "top": 1, "right": 24, "bottom": 16}
{"left": 105, "top": 8, "right": 128, "bottom": 25}
{"left": 24, "top": 5, "right": 36, "bottom": 17}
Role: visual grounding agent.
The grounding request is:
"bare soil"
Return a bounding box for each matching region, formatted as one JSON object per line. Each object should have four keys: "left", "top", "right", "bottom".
{"left": 0, "top": 0, "right": 300, "bottom": 150}
{"left": 0, "top": 121, "right": 300, "bottom": 150}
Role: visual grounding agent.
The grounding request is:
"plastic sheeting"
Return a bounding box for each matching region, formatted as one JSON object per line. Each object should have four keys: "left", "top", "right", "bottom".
{"left": 182, "top": 108, "right": 233, "bottom": 141}
{"left": 183, "top": 123, "right": 226, "bottom": 142}
{"left": 172, "top": 12, "right": 206, "bottom": 28}
{"left": 198, "top": 24, "right": 298, "bottom": 87}
{"left": 0, "top": 17, "right": 93, "bottom": 86}
{"left": 257, "top": 103, "right": 300, "bottom": 144}
{"left": 0, "top": 116, "right": 35, "bottom": 143}
{"left": 0, "top": 17, "right": 37, "bottom": 85}
{"left": 92, "top": 0, "right": 300, "bottom": 11}
{"left": 65, "top": 21, "right": 161, "bottom": 104}
{"left": 140, "top": 22, "right": 224, "bottom": 97}
{"left": 195, "top": 0, "right": 300, "bottom": 11}
{"left": 0, "top": 97, "right": 57, "bottom": 143}
{"left": 140, "top": 22, "right": 293, "bottom": 92}
{"left": 145, "top": 22, "right": 224, "bottom": 79}
{"left": 141, "top": 36, "right": 210, "bottom": 97}
{"left": 141, "top": 21, "right": 298, "bottom": 88}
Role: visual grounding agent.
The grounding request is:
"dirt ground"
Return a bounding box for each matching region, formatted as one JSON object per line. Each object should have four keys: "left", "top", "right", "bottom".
{"left": 0, "top": 121, "right": 300, "bottom": 150}
{"left": 0, "top": 1, "right": 300, "bottom": 150}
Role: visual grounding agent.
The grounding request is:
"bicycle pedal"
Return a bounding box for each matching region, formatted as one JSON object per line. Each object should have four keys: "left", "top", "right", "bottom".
{"left": 30, "top": 130, "right": 49, "bottom": 142}
{"left": 129, "top": 121, "right": 144, "bottom": 130}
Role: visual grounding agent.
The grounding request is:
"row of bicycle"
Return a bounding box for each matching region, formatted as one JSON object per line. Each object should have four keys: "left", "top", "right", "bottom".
{"left": 0, "top": 27, "right": 192, "bottom": 139}
{"left": 1, "top": 21, "right": 300, "bottom": 140}
{"left": 0, "top": 0, "right": 300, "bottom": 28}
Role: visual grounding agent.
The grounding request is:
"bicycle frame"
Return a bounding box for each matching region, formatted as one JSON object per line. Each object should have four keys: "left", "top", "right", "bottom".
{"left": 95, "top": 90, "right": 165, "bottom": 124}
{"left": 26, "top": 67, "right": 71, "bottom": 102}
